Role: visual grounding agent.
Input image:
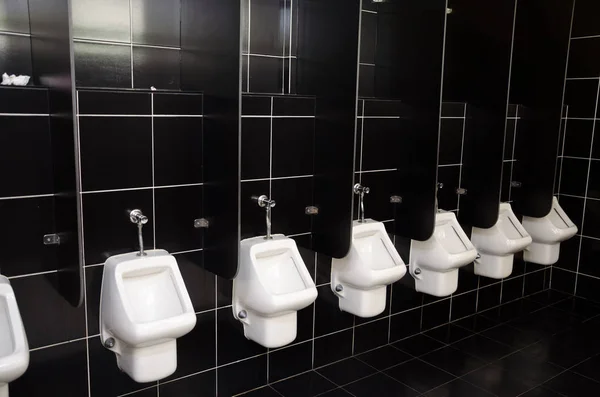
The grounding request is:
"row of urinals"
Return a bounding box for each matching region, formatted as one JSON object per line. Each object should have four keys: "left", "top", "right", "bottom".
{"left": 0, "top": 197, "right": 577, "bottom": 392}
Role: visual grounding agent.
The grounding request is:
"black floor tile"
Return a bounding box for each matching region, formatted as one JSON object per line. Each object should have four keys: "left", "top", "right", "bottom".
{"left": 318, "top": 388, "right": 355, "bottom": 397}
{"left": 356, "top": 345, "right": 412, "bottom": 371}
{"left": 525, "top": 290, "right": 571, "bottom": 306}
{"left": 271, "top": 371, "right": 336, "bottom": 397}
{"left": 519, "top": 386, "right": 565, "bottom": 396}
{"left": 317, "top": 358, "right": 376, "bottom": 386}
{"left": 422, "top": 379, "right": 495, "bottom": 397}
{"left": 344, "top": 373, "right": 418, "bottom": 397}
{"left": 421, "top": 346, "right": 487, "bottom": 376}
{"left": 392, "top": 334, "right": 446, "bottom": 357}
{"left": 424, "top": 324, "right": 474, "bottom": 344}
{"left": 508, "top": 307, "right": 581, "bottom": 337}
{"left": 238, "top": 386, "right": 281, "bottom": 396}
{"left": 545, "top": 370, "right": 600, "bottom": 397}
{"left": 451, "top": 335, "right": 513, "bottom": 363}
{"left": 496, "top": 351, "right": 564, "bottom": 385}
{"left": 551, "top": 296, "right": 600, "bottom": 319}
{"left": 385, "top": 359, "right": 455, "bottom": 394}
{"left": 454, "top": 315, "right": 498, "bottom": 332}
{"left": 520, "top": 327, "right": 600, "bottom": 368}
{"left": 479, "top": 299, "right": 544, "bottom": 323}
{"left": 462, "top": 364, "right": 535, "bottom": 397}
{"left": 572, "top": 354, "right": 600, "bottom": 383}
{"left": 481, "top": 323, "right": 543, "bottom": 348}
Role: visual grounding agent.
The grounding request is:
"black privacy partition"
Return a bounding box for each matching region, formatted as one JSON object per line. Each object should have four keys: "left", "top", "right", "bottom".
{"left": 373, "top": 0, "right": 446, "bottom": 241}
{"left": 181, "top": 0, "right": 241, "bottom": 278}
{"left": 30, "top": 0, "right": 82, "bottom": 307}
{"left": 444, "top": 0, "right": 516, "bottom": 228}
{"left": 510, "top": 0, "right": 573, "bottom": 217}
{"left": 295, "top": 0, "right": 360, "bottom": 258}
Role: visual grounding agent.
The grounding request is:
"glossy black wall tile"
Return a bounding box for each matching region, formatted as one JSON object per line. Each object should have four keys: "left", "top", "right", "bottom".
{"left": 554, "top": 0, "right": 600, "bottom": 302}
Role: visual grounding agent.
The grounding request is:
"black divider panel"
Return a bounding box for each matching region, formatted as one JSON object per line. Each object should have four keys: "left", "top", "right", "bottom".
{"left": 510, "top": 0, "right": 573, "bottom": 217}
{"left": 296, "top": 0, "right": 361, "bottom": 258}
{"left": 29, "top": 0, "right": 82, "bottom": 307}
{"left": 375, "top": 0, "right": 447, "bottom": 241}
{"left": 181, "top": 0, "right": 241, "bottom": 278}
{"left": 444, "top": 0, "right": 516, "bottom": 228}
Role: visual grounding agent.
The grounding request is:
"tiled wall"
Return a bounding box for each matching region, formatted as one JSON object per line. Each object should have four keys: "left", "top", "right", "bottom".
{"left": 552, "top": 0, "right": 600, "bottom": 302}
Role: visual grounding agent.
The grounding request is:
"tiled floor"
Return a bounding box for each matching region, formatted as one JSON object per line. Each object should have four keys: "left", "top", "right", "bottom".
{"left": 237, "top": 290, "right": 600, "bottom": 396}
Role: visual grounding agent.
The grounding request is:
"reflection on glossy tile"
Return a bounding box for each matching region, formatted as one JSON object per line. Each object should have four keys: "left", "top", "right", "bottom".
{"left": 385, "top": 359, "right": 455, "bottom": 394}
{"left": 74, "top": 42, "right": 132, "bottom": 88}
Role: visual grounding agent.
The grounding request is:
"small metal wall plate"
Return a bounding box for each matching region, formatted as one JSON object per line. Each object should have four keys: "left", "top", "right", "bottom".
{"left": 305, "top": 206, "right": 319, "bottom": 215}
{"left": 390, "top": 195, "right": 403, "bottom": 204}
{"left": 43, "top": 234, "right": 61, "bottom": 245}
{"left": 194, "top": 218, "right": 210, "bottom": 228}
{"left": 511, "top": 181, "right": 522, "bottom": 188}
{"left": 456, "top": 187, "right": 468, "bottom": 195}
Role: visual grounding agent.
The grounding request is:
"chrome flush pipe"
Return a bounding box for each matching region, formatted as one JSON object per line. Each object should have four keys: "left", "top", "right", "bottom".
{"left": 253, "top": 195, "right": 276, "bottom": 239}
{"left": 129, "top": 209, "right": 148, "bottom": 256}
{"left": 354, "top": 184, "right": 370, "bottom": 223}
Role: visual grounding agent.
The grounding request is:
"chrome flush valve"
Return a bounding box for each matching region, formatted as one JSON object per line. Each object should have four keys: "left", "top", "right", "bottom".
{"left": 253, "top": 195, "right": 276, "bottom": 240}
{"left": 354, "top": 183, "right": 370, "bottom": 223}
{"left": 130, "top": 209, "right": 148, "bottom": 256}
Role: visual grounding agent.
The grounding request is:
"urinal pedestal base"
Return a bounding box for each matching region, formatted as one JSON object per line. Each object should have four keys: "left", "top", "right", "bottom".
{"left": 241, "top": 311, "right": 298, "bottom": 348}
{"left": 334, "top": 284, "right": 387, "bottom": 318}
{"left": 524, "top": 242, "right": 559, "bottom": 265}
{"left": 474, "top": 253, "right": 514, "bottom": 279}
{"left": 116, "top": 339, "right": 177, "bottom": 383}
{"left": 413, "top": 267, "right": 459, "bottom": 297}
{"left": 0, "top": 383, "right": 8, "bottom": 397}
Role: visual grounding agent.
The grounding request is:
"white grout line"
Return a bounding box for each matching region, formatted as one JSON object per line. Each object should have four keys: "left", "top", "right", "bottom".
{"left": 151, "top": 93, "right": 156, "bottom": 250}
{"left": 242, "top": 52, "right": 297, "bottom": 59}
{"left": 0, "top": 193, "right": 55, "bottom": 201}
{"left": 270, "top": 97, "right": 274, "bottom": 198}
{"left": 73, "top": 37, "right": 180, "bottom": 51}
{"left": 241, "top": 115, "right": 314, "bottom": 118}
{"left": 357, "top": 115, "right": 401, "bottom": 119}
{"left": 574, "top": 72, "right": 600, "bottom": 295}
{"left": 356, "top": 168, "right": 397, "bottom": 174}
{"left": 0, "top": 30, "right": 31, "bottom": 37}
{"left": 571, "top": 34, "right": 600, "bottom": 40}
{"left": 0, "top": 113, "right": 50, "bottom": 116}
{"left": 288, "top": 0, "right": 294, "bottom": 94}
{"left": 128, "top": 0, "right": 134, "bottom": 89}
{"left": 77, "top": 114, "right": 203, "bottom": 117}
{"left": 7, "top": 269, "right": 58, "bottom": 279}
{"left": 241, "top": 174, "right": 313, "bottom": 183}
{"left": 80, "top": 183, "right": 203, "bottom": 195}
{"left": 247, "top": 0, "right": 251, "bottom": 93}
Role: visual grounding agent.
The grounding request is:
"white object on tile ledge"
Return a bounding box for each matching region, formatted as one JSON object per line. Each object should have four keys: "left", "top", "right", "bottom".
{"left": 1, "top": 73, "right": 30, "bottom": 86}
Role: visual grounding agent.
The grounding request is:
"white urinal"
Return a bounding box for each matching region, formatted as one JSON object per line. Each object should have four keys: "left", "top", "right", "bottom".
{"left": 233, "top": 235, "right": 318, "bottom": 348}
{"left": 410, "top": 211, "right": 478, "bottom": 297}
{"left": 0, "top": 276, "right": 29, "bottom": 397}
{"left": 522, "top": 196, "right": 578, "bottom": 265}
{"left": 471, "top": 203, "right": 532, "bottom": 279}
{"left": 331, "top": 219, "right": 406, "bottom": 317}
{"left": 100, "top": 250, "right": 197, "bottom": 383}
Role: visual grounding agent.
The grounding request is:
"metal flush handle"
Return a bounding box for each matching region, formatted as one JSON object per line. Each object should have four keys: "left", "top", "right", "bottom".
{"left": 252, "top": 195, "right": 276, "bottom": 239}
{"left": 354, "top": 183, "right": 370, "bottom": 223}
{"left": 129, "top": 209, "right": 148, "bottom": 256}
